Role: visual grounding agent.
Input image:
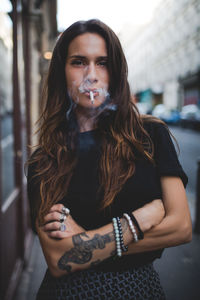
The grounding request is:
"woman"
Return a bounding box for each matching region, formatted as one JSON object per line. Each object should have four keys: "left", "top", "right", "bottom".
{"left": 27, "top": 19, "right": 192, "bottom": 300}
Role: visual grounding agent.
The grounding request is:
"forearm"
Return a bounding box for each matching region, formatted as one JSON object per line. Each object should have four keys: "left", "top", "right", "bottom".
{"left": 125, "top": 177, "right": 192, "bottom": 255}
{"left": 125, "top": 209, "right": 192, "bottom": 255}
{"left": 38, "top": 199, "right": 165, "bottom": 277}
{"left": 38, "top": 218, "right": 133, "bottom": 277}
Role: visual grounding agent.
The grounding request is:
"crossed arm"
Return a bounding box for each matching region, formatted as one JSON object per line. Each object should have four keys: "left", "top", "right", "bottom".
{"left": 37, "top": 177, "right": 192, "bottom": 277}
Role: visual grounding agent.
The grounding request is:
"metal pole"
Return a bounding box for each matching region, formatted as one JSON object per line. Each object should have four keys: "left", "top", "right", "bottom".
{"left": 194, "top": 158, "right": 200, "bottom": 234}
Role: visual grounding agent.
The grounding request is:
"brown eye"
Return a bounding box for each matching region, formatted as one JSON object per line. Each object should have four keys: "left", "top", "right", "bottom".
{"left": 71, "top": 60, "right": 86, "bottom": 66}
{"left": 97, "top": 60, "right": 108, "bottom": 67}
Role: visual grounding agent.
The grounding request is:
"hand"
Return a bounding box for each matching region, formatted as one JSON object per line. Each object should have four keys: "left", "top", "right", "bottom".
{"left": 41, "top": 204, "right": 85, "bottom": 239}
{"left": 133, "top": 199, "right": 165, "bottom": 232}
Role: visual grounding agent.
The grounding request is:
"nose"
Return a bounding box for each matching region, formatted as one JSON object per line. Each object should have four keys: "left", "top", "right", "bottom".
{"left": 85, "top": 63, "right": 98, "bottom": 84}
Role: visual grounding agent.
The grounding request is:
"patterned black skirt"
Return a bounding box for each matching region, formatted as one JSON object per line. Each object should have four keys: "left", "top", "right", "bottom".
{"left": 36, "top": 263, "right": 165, "bottom": 300}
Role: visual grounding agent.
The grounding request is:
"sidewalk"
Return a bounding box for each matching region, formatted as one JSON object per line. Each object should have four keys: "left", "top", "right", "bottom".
{"left": 14, "top": 193, "right": 200, "bottom": 300}
{"left": 14, "top": 236, "right": 46, "bottom": 300}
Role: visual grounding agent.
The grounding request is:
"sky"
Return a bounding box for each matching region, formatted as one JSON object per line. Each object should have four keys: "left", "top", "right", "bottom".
{"left": 57, "top": 0, "right": 162, "bottom": 34}
{"left": 0, "top": 0, "right": 13, "bottom": 49}
{"left": 0, "top": 0, "right": 12, "bottom": 12}
{"left": 0, "top": 0, "right": 161, "bottom": 36}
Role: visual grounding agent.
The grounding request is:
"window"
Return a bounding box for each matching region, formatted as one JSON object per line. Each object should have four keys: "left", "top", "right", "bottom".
{"left": 0, "top": 1, "right": 16, "bottom": 204}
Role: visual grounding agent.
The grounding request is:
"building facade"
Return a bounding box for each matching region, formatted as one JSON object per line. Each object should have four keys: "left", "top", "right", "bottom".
{"left": 0, "top": 1, "right": 57, "bottom": 299}
{"left": 121, "top": 0, "right": 200, "bottom": 110}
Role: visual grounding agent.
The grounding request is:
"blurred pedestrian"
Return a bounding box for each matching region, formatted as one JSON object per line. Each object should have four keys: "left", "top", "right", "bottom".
{"left": 27, "top": 19, "right": 192, "bottom": 300}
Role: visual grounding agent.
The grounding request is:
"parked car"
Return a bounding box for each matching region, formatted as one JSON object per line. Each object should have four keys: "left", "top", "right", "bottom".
{"left": 180, "top": 104, "right": 200, "bottom": 129}
{"left": 152, "top": 104, "right": 180, "bottom": 124}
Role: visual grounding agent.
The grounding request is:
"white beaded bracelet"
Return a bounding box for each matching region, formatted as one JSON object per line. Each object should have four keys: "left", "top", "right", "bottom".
{"left": 123, "top": 213, "right": 138, "bottom": 242}
{"left": 112, "top": 217, "right": 122, "bottom": 257}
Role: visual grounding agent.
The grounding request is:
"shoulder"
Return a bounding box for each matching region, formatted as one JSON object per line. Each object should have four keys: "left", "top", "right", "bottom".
{"left": 26, "top": 147, "right": 41, "bottom": 181}
{"left": 140, "top": 116, "right": 188, "bottom": 187}
{"left": 142, "top": 115, "right": 168, "bottom": 135}
{"left": 141, "top": 115, "right": 171, "bottom": 145}
{"left": 26, "top": 148, "right": 42, "bottom": 235}
{"left": 141, "top": 115, "right": 178, "bottom": 156}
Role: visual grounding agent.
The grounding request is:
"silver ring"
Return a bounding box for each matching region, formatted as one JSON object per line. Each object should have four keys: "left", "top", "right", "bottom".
{"left": 60, "top": 223, "right": 66, "bottom": 232}
{"left": 60, "top": 213, "right": 66, "bottom": 223}
{"left": 62, "top": 207, "right": 70, "bottom": 216}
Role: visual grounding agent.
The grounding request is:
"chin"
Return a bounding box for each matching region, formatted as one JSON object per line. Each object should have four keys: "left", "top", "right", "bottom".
{"left": 78, "top": 98, "right": 106, "bottom": 109}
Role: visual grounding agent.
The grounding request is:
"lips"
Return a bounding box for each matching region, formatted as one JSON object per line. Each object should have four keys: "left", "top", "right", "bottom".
{"left": 84, "top": 90, "right": 99, "bottom": 98}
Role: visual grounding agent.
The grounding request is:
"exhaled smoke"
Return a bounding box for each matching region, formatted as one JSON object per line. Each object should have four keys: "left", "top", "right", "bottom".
{"left": 66, "top": 77, "right": 117, "bottom": 121}
{"left": 78, "top": 77, "right": 110, "bottom": 105}
{"left": 66, "top": 96, "right": 76, "bottom": 120}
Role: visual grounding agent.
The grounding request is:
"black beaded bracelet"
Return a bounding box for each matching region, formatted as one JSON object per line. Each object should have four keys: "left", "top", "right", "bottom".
{"left": 128, "top": 212, "right": 144, "bottom": 240}
{"left": 116, "top": 217, "right": 128, "bottom": 252}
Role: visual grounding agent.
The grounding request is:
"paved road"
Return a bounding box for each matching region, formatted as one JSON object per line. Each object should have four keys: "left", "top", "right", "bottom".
{"left": 155, "top": 233, "right": 200, "bottom": 300}
{"left": 169, "top": 125, "right": 200, "bottom": 196}
{"left": 168, "top": 125, "right": 200, "bottom": 223}
{"left": 155, "top": 125, "right": 200, "bottom": 300}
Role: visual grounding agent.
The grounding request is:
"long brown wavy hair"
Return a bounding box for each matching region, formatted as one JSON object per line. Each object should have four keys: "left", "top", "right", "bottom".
{"left": 27, "top": 19, "right": 165, "bottom": 225}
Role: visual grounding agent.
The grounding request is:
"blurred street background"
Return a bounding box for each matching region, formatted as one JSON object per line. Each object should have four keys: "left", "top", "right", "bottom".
{"left": 0, "top": 0, "right": 200, "bottom": 300}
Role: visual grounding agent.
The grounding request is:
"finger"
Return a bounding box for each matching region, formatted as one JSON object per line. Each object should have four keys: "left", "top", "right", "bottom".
{"left": 49, "top": 203, "right": 64, "bottom": 213}
{"left": 43, "top": 221, "right": 61, "bottom": 232}
{"left": 44, "top": 211, "right": 61, "bottom": 223}
{"left": 48, "top": 230, "right": 74, "bottom": 239}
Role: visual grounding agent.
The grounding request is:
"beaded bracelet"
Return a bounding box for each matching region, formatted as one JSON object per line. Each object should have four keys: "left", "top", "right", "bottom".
{"left": 116, "top": 217, "right": 128, "bottom": 253}
{"left": 112, "top": 217, "right": 122, "bottom": 257}
{"left": 128, "top": 212, "right": 144, "bottom": 240}
{"left": 123, "top": 213, "right": 138, "bottom": 242}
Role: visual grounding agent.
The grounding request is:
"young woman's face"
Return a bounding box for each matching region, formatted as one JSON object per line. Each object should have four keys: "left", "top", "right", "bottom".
{"left": 65, "top": 33, "right": 109, "bottom": 109}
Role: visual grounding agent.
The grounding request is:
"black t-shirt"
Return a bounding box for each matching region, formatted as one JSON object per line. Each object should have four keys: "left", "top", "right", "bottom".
{"left": 27, "top": 121, "right": 188, "bottom": 270}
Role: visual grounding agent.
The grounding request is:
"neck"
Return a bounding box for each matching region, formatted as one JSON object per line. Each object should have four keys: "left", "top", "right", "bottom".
{"left": 75, "top": 108, "right": 97, "bottom": 132}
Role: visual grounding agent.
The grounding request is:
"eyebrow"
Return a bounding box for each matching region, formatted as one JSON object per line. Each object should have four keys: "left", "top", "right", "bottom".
{"left": 68, "top": 55, "right": 108, "bottom": 60}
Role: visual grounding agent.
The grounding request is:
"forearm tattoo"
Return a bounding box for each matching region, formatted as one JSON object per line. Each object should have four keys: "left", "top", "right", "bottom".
{"left": 58, "top": 218, "right": 128, "bottom": 273}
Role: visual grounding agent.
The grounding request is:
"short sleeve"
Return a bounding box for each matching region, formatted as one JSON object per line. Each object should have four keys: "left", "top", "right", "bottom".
{"left": 152, "top": 122, "right": 188, "bottom": 187}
